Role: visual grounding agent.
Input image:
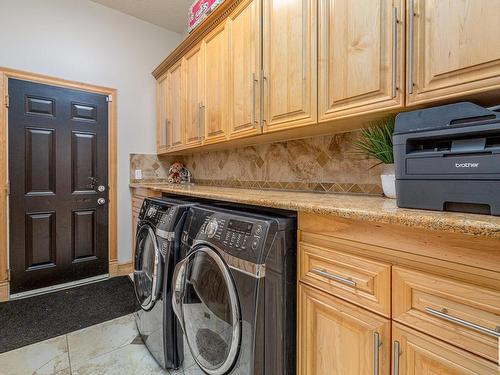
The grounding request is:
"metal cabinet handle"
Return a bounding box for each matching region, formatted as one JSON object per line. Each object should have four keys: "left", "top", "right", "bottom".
{"left": 392, "top": 7, "right": 398, "bottom": 98}
{"left": 425, "top": 307, "right": 500, "bottom": 338}
{"left": 261, "top": 71, "right": 267, "bottom": 127}
{"left": 197, "top": 102, "right": 202, "bottom": 140}
{"left": 252, "top": 73, "right": 258, "bottom": 128}
{"left": 393, "top": 341, "right": 400, "bottom": 375}
{"left": 200, "top": 102, "right": 205, "bottom": 140}
{"left": 373, "top": 332, "right": 380, "bottom": 375}
{"left": 310, "top": 268, "right": 356, "bottom": 287}
{"left": 408, "top": 0, "right": 415, "bottom": 94}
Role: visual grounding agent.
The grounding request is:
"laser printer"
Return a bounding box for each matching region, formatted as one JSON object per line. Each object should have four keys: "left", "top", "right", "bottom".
{"left": 394, "top": 102, "right": 500, "bottom": 216}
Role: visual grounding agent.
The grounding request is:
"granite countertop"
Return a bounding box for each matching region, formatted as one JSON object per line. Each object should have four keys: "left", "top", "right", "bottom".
{"left": 130, "top": 182, "right": 500, "bottom": 238}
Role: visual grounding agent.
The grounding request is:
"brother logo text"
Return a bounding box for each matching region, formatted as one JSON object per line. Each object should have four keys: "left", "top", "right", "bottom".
{"left": 455, "top": 162, "right": 479, "bottom": 168}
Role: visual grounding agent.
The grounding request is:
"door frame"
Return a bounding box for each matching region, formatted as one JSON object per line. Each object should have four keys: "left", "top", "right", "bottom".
{"left": 0, "top": 67, "right": 119, "bottom": 301}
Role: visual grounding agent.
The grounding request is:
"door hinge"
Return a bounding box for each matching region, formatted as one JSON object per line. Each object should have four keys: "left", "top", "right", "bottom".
{"left": 106, "top": 95, "right": 113, "bottom": 102}
{"left": 4, "top": 95, "right": 9, "bottom": 108}
{"left": 5, "top": 181, "right": 9, "bottom": 195}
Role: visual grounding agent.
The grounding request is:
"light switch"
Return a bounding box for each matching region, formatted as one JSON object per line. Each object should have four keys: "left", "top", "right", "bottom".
{"left": 134, "top": 169, "right": 143, "bottom": 180}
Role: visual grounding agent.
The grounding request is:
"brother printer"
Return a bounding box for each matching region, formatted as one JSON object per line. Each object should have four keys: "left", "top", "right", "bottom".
{"left": 394, "top": 102, "right": 500, "bottom": 216}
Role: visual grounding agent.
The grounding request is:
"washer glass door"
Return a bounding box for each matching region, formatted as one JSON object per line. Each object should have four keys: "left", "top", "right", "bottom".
{"left": 173, "top": 247, "right": 241, "bottom": 375}
{"left": 134, "top": 224, "right": 162, "bottom": 311}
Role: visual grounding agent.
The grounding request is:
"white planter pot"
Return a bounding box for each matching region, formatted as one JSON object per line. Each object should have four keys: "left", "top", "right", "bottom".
{"left": 380, "top": 164, "right": 396, "bottom": 199}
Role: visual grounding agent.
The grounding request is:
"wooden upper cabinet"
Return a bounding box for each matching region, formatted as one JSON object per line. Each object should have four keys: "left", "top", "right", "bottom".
{"left": 262, "top": 0, "right": 317, "bottom": 132}
{"left": 318, "top": 0, "right": 404, "bottom": 122}
{"left": 183, "top": 44, "right": 205, "bottom": 148}
{"left": 203, "top": 22, "right": 229, "bottom": 144}
{"left": 299, "top": 284, "right": 390, "bottom": 375}
{"left": 407, "top": 0, "right": 500, "bottom": 105}
{"left": 392, "top": 323, "right": 499, "bottom": 375}
{"left": 167, "top": 60, "right": 184, "bottom": 150}
{"left": 157, "top": 74, "right": 169, "bottom": 153}
{"left": 227, "top": 0, "right": 262, "bottom": 139}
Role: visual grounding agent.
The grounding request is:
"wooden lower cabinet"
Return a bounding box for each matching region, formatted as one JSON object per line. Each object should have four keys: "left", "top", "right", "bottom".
{"left": 392, "top": 323, "right": 498, "bottom": 375}
{"left": 298, "top": 283, "right": 391, "bottom": 375}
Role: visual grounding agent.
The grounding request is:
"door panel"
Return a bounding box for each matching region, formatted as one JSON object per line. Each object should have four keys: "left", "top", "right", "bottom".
{"left": 319, "top": 0, "right": 404, "bottom": 121}
{"left": 263, "top": 0, "right": 317, "bottom": 132}
{"left": 71, "top": 132, "right": 97, "bottom": 193}
{"left": 25, "top": 128, "right": 56, "bottom": 195}
{"left": 203, "top": 22, "right": 229, "bottom": 144}
{"left": 8, "top": 79, "right": 109, "bottom": 293}
{"left": 228, "top": 0, "right": 262, "bottom": 138}
{"left": 298, "top": 284, "right": 390, "bottom": 375}
{"left": 407, "top": 0, "right": 500, "bottom": 105}
{"left": 184, "top": 43, "right": 205, "bottom": 147}
{"left": 167, "top": 61, "right": 184, "bottom": 150}
{"left": 157, "top": 75, "right": 169, "bottom": 153}
{"left": 392, "top": 323, "right": 498, "bottom": 375}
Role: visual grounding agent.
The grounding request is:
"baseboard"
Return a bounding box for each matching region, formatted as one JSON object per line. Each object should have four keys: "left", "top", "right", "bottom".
{"left": 109, "top": 260, "right": 133, "bottom": 277}
{"left": 0, "top": 281, "right": 9, "bottom": 302}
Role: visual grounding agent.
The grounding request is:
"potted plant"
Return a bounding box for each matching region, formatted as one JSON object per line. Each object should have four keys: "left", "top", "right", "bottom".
{"left": 355, "top": 117, "right": 396, "bottom": 198}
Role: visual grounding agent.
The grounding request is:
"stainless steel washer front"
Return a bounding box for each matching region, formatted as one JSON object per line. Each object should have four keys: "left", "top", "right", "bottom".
{"left": 172, "top": 246, "right": 241, "bottom": 375}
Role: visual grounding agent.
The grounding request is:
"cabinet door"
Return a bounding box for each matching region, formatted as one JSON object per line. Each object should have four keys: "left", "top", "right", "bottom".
{"left": 319, "top": 0, "right": 404, "bottom": 122}
{"left": 156, "top": 74, "right": 169, "bottom": 153}
{"left": 167, "top": 60, "right": 184, "bottom": 150}
{"left": 262, "top": 0, "right": 317, "bottom": 132}
{"left": 183, "top": 44, "right": 205, "bottom": 148}
{"left": 203, "top": 22, "right": 229, "bottom": 144}
{"left": 298, "top": 284, "right": 390, "bottom": 375}
{"left": 407, "top": 0, "right": 500, "bottom": 105}
{"left": 392, "top": 323, "right": 498, "bottom": 375}
{"left": 227, "top": 0, "right": 262, "bottom": 139}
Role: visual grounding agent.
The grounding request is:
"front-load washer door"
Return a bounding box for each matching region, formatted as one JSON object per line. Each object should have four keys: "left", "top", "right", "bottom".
{"left": 134, "top": 224, "right": 163, "bottom": 311}
{"left": 172, "top": 246, "right": 241, "bottom": 375}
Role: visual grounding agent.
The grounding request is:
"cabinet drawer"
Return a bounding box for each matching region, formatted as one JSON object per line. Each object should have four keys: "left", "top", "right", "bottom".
{"left": 392, "top": 322, "right": 498, "bottom": 374}
{"left": 393, "top": 267, "right": 500, "bottom": 363}
{"left": 299, "top": 242, "right": 391, "bottom": 317}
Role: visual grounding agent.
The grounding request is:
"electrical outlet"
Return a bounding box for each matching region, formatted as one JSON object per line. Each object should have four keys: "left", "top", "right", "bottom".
{"left": 134, "top": 169, "right": 143, "bottom": 180}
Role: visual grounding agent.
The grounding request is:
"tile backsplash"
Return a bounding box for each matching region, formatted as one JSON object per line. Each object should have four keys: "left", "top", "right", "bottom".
{"left": 130, "top": 130, "right": 384, "bottom": 195}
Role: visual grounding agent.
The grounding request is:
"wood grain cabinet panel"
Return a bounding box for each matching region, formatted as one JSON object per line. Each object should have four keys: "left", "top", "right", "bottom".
{"left": 299, "top": 242, "right": 391, "bottom": 317}
{"left": 392, "top": 323, "right": 499, "bottom": 375}
{"left": 156, "top": 74, "right": 169, "bottom": 153}
{"left": 227, "top": 0, "right": 262, "bottom": 139}
{"left": 262, "top": 0, "right": 317, "bottom": 132}
{"left": 183, "top": 44, "right": 205, "bottom": 148}
{"left": 298, "top": 284, "right": 391, "bottom": 375}
{"left": 203, "top": 22, "right": 229, "bottom": 144}
{"left": 318, "top": 0, "right": 404, "bottom": 121}
{"left": 407, "top": 0, "right": 500, "bottom": 105}
{"left": 393, "top": 266, "right": 500, "bottom": 363}
{"left": 167, "top": 60, "right": 184, "bottom": 150}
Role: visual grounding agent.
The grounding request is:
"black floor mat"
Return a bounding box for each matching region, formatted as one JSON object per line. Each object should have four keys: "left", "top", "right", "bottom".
{"left": 0, "top": 276, "right": 137, "bottom": 353}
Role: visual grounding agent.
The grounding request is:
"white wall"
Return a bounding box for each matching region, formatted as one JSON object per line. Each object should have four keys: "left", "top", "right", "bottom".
{"left": 0, "top": 0, "right": 181, "bottom": 262}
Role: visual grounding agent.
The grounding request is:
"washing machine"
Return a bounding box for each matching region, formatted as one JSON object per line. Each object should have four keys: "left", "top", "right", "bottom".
{"left": 171, "top": 204, "right": 297, "bottom": 374}
{"left": 134, "top": 197, "right": 197, "bottom": 369}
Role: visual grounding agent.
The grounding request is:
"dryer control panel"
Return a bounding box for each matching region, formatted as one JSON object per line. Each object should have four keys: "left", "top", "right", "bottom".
{"left": 198, "top": 212, "right": 273, "bottom": 263}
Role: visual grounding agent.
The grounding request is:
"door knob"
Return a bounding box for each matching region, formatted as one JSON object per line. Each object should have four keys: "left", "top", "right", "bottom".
{"left": 97, "top": 198, "right": 106, "bottom": 206}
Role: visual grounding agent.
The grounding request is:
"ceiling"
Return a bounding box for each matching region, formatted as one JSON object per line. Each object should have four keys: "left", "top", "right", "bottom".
{"left": 91, "top": 0, "right": 193, "bottom": 33}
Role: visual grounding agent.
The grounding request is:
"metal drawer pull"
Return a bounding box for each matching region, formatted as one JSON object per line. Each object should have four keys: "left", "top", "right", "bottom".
{"left": 391, "top": 7, "right": 398, "bottom": 98}
{"left": 373, "top": 332, "right": 379, "bottom": 375}
{"left": 252, "top": 72, "right": 258, "bottom": 127}
{"left": 408, "top": 0, "right": 415, "bottom": 94}
{"left": 393, "top": 341, "right": 400, "bottom": 375}
{"left": 425, "top": 307, "right": 500, "bottom": 338}
{"left": 310, "top": 268, "right": 356, "bottom": 287}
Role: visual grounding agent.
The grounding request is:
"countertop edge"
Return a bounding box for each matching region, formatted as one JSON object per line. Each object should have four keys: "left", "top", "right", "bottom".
{"left": 130, "top": 183, "right": 500, "bottom": 239}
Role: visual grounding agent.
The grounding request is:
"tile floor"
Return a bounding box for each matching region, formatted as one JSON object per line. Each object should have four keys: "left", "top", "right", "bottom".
{"left": 0, "top": 314, "right": 183, "bottom": 375}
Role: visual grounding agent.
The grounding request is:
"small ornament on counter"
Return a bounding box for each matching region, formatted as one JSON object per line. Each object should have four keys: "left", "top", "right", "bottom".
{"left": 168, "top": 162, "right": 192, "bottom": 184}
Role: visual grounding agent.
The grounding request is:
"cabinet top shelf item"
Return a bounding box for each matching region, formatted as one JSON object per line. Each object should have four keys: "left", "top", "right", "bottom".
{"left": 152, "top": 0, "right": 241, "bottom": 79}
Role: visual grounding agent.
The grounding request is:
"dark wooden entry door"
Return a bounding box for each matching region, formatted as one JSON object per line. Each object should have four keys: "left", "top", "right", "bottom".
{"left": 8, "top": 79, "right": 109, "bottom": 294}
